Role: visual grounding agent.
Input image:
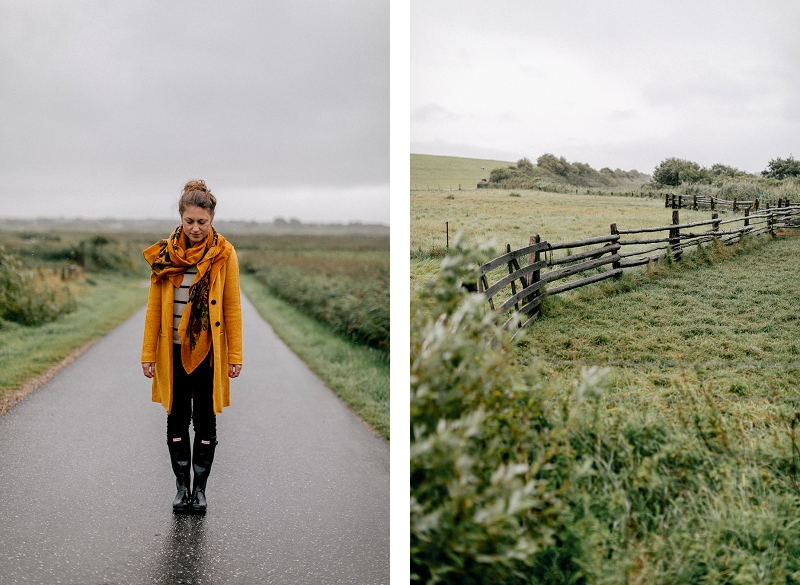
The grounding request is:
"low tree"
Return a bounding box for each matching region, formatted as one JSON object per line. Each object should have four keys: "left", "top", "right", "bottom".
{"left": 653, "top": 157, "right": 705, "bottom": 185}
{"left": 762, "top": 155, "right": 800, "bottom": 180}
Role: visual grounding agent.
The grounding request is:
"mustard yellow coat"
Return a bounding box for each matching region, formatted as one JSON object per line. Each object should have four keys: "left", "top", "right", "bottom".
{"left": 141, "top": 248, "right": 243, "bottom": 414}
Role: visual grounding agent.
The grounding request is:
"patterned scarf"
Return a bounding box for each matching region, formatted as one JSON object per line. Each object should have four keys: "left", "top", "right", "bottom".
{"left": 143, "top": 226, "right": 233, "bottom": 373}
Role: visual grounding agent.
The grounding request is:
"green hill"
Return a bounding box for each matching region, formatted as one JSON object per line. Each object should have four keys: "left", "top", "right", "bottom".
{"left": 410, "top": 154, "right": 512, "bottom": 190}
{"left": 411, "top": 153, "right": 651, "bottom": 191}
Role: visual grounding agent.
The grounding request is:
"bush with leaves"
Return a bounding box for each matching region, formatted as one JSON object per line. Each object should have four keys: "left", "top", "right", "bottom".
{"left": 253, "top": 265, "right": 389, "bottom": 351}
{"left": 0, "top": 247, "right": 76, "bottom": 326}
{"left": 411, "top": 235, "right": 605, "bottom": 583}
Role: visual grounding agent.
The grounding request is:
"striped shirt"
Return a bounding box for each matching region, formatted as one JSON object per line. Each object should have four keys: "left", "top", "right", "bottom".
{"left": 173, "top": 266, "right": 198, "bottom": 344}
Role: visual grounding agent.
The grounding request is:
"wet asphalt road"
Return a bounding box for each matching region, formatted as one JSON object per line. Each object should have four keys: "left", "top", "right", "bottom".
{"left": 0, "top": 294, "right": 389, "bottom": 584}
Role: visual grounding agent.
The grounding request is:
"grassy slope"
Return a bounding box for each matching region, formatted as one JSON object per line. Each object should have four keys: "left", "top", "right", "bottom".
{"left": 0, "top": 274, "right": 149, "bottom": 394}
{"left": 240, "top": 274, "right": 389, "bottom": 441}
{"left": 410, "top": 153, "right": 511, "bottom": 190}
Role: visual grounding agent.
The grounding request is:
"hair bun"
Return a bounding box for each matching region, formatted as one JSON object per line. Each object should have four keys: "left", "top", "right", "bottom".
{"left": 179, "top": 179, "right": 217, "bottom": 218}
{"left": 182, "top": 179, "right": 209, "bottom": 195}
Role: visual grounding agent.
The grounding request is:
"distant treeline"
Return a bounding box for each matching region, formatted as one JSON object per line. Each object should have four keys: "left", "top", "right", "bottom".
{"left": 487, "top": 153, "right": 800, "bottom": 203}
{"left": 489, "top": 154, "right": 650, "bottom": 189}
{"left": 652, "top": 155, "right": 800, "bottom": 185}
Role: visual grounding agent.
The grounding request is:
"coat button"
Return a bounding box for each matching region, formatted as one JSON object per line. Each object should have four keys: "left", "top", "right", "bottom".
{"left": 211, "top": 299, "right": 217, "bottom": 305}
{"left": 215, "top": 321, "right": 220, "bottom": 327}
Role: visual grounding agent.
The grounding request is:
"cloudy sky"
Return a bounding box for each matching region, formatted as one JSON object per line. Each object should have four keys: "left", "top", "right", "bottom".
{"left": 411, "top": 0, "right": 800, "bottom": 176}
{"left": 0, "top": 1, "right": 388, "bottom": 223}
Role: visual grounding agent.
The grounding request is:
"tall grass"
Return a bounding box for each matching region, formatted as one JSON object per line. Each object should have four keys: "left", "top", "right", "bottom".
{"left": 411, "top": 236, "right": 800, "bottom": 584}
{"left": 236, "top": 234, "right": 389, "bottom": 352}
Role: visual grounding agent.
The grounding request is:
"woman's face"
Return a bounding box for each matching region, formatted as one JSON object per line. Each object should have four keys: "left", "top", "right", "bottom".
{"left": 181, "top": 205, "right": 213, "bottom": 246}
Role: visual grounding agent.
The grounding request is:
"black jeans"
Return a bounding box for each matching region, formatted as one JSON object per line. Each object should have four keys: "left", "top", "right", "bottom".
{"left": 166, "top": 344, "right": 216, "bottom": 439}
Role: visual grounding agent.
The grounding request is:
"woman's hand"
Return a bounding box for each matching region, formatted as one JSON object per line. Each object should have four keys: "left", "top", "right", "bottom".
{"left": 142, "top": 363, "right": 155, "bottom": 378}
{"left": 229, "top": 364, "right": 242, "bottom": 378}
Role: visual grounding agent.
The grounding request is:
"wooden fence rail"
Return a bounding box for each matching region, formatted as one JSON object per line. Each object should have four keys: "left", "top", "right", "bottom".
{"left": 478, "top": 207, "right": 800, "bottom": 336}
{"left": 665, "top": 193, "right": 798, "bottom": 213}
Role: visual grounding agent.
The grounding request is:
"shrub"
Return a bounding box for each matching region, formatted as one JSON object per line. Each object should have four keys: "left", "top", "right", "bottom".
{"left": 0, "top": 247, "right": 76, "bottom": 326}
{"left": 253, "top": 265, "right": 389, "bottom": 351}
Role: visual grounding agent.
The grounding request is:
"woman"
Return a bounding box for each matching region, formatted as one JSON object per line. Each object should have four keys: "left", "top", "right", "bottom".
{"left": 141, "top": 179, "right": 243, "bottom": 514}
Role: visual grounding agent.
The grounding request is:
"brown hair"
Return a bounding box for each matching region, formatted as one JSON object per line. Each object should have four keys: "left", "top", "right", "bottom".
{"left": 179, "top": 179, "right": 217, "bottom": 218}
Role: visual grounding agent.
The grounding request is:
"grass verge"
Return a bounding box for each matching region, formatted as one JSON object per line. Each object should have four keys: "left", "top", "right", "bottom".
{"left": 0, "top": 274, "right": 150, "bottom": 410}
{"left": 240, "top": 273, "right": 389, "bottom": 441}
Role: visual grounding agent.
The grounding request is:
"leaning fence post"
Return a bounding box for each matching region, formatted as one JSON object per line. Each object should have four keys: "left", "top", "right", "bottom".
{"left": 670, "top": 209, "right": 682, "bottom": 260}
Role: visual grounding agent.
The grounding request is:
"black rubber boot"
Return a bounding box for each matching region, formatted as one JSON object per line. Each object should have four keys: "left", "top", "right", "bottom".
{"left": 190, "top": 436, "right": 217, "bottom": 514}
{"left": 167, "top": 434, "right": 192, "bottom": 513}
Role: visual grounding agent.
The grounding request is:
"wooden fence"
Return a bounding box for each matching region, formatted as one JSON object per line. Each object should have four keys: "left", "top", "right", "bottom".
{"left": 478, "top": 206, "right": 800, "bottom": 336}
{"left": 664, "top": 193, "right": 796, "bottom": 213}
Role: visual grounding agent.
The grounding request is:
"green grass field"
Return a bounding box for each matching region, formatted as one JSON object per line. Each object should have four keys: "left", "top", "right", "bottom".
{"left": 411, "top": 187, "right": 710, "bottom": 292}
{"left": 411, "top": 154, "right": 800, "bottom": 582}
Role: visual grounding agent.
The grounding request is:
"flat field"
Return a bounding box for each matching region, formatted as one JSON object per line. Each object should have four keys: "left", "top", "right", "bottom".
{"left": 411, "top": 187, "right": 710, "bottom": 290}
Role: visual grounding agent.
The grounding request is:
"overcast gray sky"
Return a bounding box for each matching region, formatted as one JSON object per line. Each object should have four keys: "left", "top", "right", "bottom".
{"left": 0, "top": 1, "right": 388, "bottom": 223}
{"left": 412, "top": 0, "right": 800, "bottom": 176}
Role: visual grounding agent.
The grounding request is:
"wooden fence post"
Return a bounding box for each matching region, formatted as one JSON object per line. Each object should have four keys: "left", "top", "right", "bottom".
{"left": 611, "top": 224, "right": 621, "bottom": 275}
{"left": 755, "top": 197, "right": 760, "bottom": 211}
{"left": 712, "top": 212, "right": 720, "bottom": 236}
{"left": 665, "top": 193, "right": 670, "bottom": 208}
{"left": 710, "top": 197, "right": 716, "bottom": 212}
{"left": 446, "top": 222, "right": 449, "bottom": 249}
{"left": 733, "top": 198, "right": 737, "bottom": 212}
{"left": 506, "top": 244, "right": 521, "bottom": 313}
{"left": 527, "top": 235, "right": 542, "bottom": 312}
{"left": 669, "top": 209, "right": 682, "bottom": 260}
{"left": 768, "top": 212, "right": 775, "bottom": 237}
{"left": 693, "top": 194, "right": 698, "bottom": 210}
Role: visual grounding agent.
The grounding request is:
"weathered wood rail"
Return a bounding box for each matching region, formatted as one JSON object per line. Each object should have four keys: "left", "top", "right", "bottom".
{"left": 664, "top": 193, "right": 796, "bottom": 213}
{"left": 478, "top": 206, "right": 800, "bottom": 336}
